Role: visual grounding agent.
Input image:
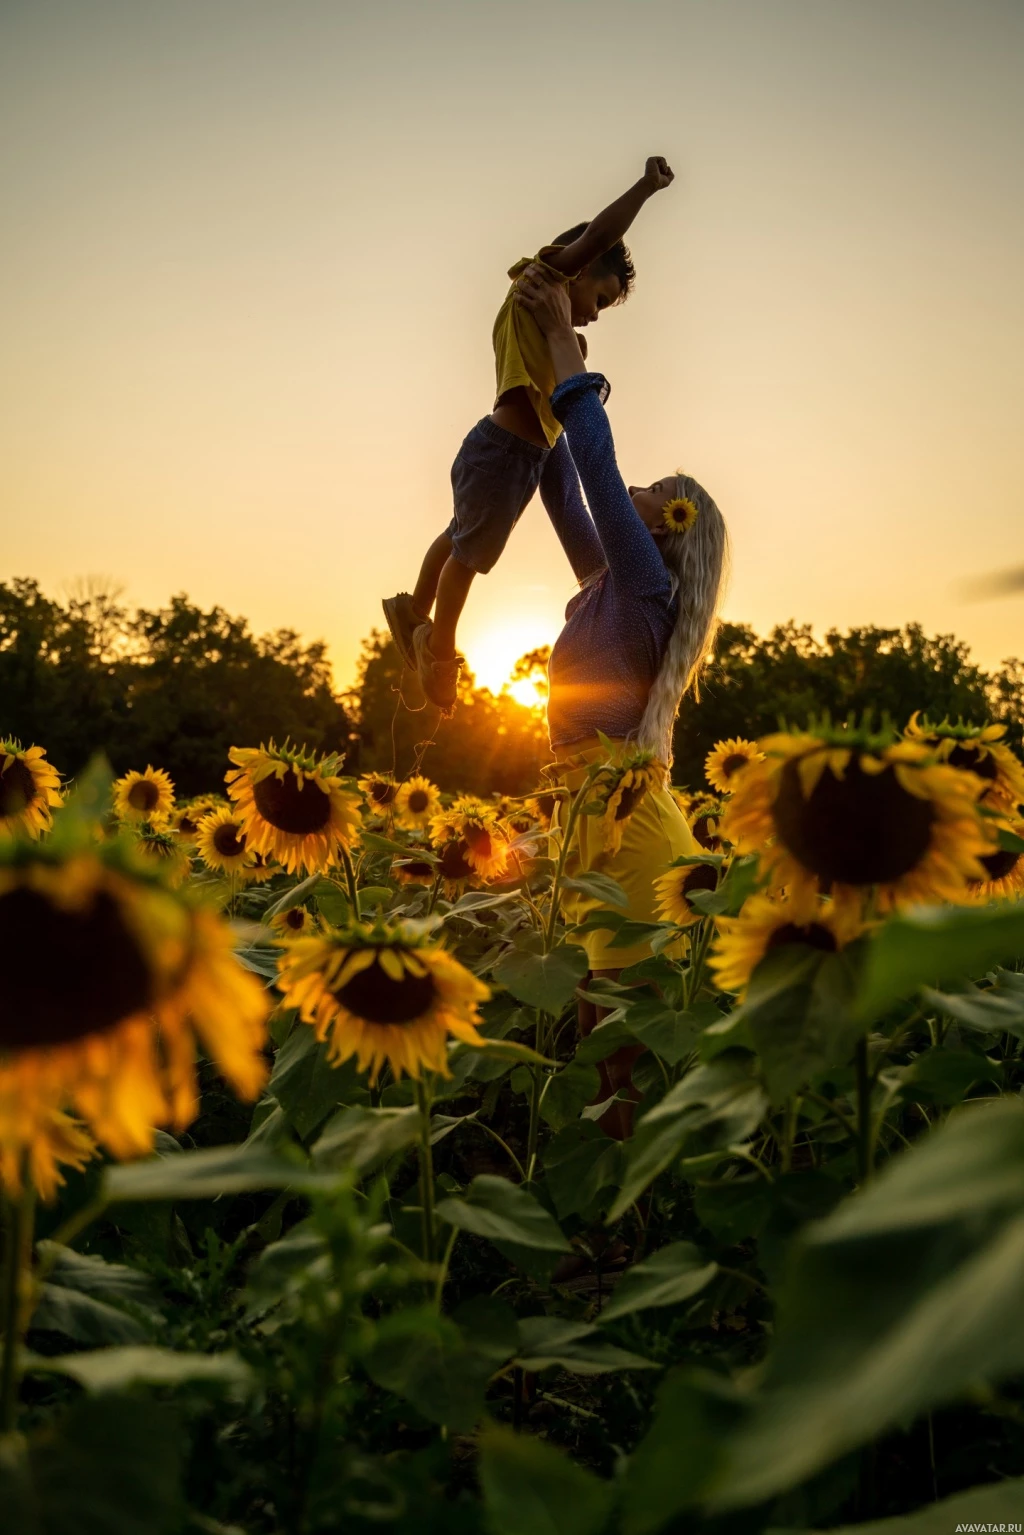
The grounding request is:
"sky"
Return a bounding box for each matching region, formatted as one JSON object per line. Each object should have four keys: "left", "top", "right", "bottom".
{"left": 2, "top": 0, "right": 1022, "bottom": 697}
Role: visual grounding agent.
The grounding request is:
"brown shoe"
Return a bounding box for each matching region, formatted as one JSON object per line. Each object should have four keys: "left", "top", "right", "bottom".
{"left": 413, "top": 622, "right": 463, "bottom": 713}
{"left": 382, "top": 592, "right": 428, "bottom": 671}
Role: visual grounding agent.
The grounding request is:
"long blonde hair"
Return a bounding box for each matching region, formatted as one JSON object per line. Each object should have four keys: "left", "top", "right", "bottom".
{"left": 636, "top": 473, "right": 728, "bottom": 769}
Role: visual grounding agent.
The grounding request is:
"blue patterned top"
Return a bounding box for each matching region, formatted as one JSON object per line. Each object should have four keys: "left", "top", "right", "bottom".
{"left": 538, "top": 372, "right": 677, "bottom": 748}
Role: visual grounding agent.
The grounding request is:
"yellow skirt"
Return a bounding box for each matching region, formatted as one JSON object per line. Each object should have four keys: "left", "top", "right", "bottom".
{"left": 547, "top": 738, "right": 697, "bottom": 970}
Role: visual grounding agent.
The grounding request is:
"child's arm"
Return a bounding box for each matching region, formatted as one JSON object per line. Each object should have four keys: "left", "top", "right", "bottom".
{"left": 544, "top": 156, "right": 674, "bottom": 276}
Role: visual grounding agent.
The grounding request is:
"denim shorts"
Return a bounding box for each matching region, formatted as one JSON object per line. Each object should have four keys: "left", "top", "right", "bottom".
{"left": 445, "top": 417, "right": 550, "bottom": 574}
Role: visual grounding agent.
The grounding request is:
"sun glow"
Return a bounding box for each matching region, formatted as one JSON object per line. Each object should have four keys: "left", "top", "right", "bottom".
{"left": 463, "top": 622, "right": 552, "bottom": 709}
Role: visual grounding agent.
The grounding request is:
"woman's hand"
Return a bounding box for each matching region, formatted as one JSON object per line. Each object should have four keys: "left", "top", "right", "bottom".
{"left": 514, "top": 264, "right": 574, "bottom": 337}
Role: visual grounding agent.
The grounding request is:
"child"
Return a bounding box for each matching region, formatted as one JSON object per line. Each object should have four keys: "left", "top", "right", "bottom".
{"left": 382, "top": 156, "right": 675, "bottom": 711}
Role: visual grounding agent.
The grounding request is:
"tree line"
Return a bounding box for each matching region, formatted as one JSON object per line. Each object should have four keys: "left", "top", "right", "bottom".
{"left": 2, "top": 577, "right": 1020, "bottom": 799}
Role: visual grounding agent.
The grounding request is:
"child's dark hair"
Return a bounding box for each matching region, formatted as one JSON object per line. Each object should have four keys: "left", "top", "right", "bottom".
{"left": 554, "top": 223, "right": 635, "bottom": 299}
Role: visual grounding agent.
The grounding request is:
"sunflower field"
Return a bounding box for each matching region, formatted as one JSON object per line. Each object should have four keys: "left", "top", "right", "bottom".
{"left": 5, "top": 719, "right": 1024, "bottom": 1535}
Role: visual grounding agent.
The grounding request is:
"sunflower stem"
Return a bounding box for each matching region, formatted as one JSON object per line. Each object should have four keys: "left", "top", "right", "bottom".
{"left": 414, "top": 1077, "right": 437, "bottom": 1266}
{"left": 0, "top": 1172, "right": 34, "bottom": 1435}
{"left": 855, "top": 1035, "right": 873, "bottom": 1184}
{"left": 338, "top": 845, "right": 360, "bottom": 916}
{"left": 543, "top": 778, "right": 590, "bottom": 955}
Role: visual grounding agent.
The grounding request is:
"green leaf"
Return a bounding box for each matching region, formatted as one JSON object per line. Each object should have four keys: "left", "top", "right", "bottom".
{"left": 807, "top": 1475, "right": 1024, "bottom": 1535}
{"left": 357, "top": 883, "right": 393, "bottom": 914}
{"left": 0, "top": 1394, "right": 185, "bottom": 1535}
{"left": 896, "top": 1046, "right": 1001, "bottom": 1106}
{"left": 922, "top": 980, "right": 1024, "bottom": 1038}
{"left": 104, "top": 1144, "right": 337, "bottom": 1202}
{"left": 740, "top": 946, "right": 864, "bottom": 1103}
{"left": 493, "top": 942, "right": 589, "bottom": 1014}
{"left": 855, "top": 903, "right": 1024, "bottom": 1023}
{"left": 542, "top": 1123, "right": 625, "bottom": 1220}
{"left": 514, "top": 1315, "right": 656, "bottom": 1374}
{"left": 479, "top": 1423, "right": 611, "bottom": 1535}
{"left": 31, "top": 1285, "right": 150, "bottom": 1347}
{"left": 311, "top": 1105, "right": 420, "bottom": 1174}
{"left": 316, "top": 883, "right": 352, "bottom": 925}
{"left": 620, "top": 1370, "right": 742, "bottom": 1535}
{"left": 363, "top": 1308, "right": 493, "bottom": 1431}
{"left": 30, "top": 1346, "right": 252, "bottom": 1394}
{"left": 267, "top": 1021, "right": 369, "bottom": 1138}
{"left": 685, "top": 854, "right": 761, "bottom": 918}
{"left": 264, "top": 872, "right": 324, "bottom": 920}
{"left": 598, "top": 1242, "right": 718, "bottom": 1322}
{"left": 451, "top": 1036, "right": 555, "bottom": 1068}
{"left": 610, "top": 994, "right": 718, "bottom": 1066}
{"left": 436, "top": 1174, "right": 571, "bottom": 1252}
{"left": 540, "top": 1060, "right": 601, "bottom": 1130}
{"left": 361, "top": 830, "right": 428, "bottom": 857}
{"left": 560, "top": 870, "right": 629, "bottom": 908}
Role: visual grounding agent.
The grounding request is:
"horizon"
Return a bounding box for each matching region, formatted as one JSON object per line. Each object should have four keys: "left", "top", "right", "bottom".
{"left": 2, "top": 0, "right": 1022, "bottom": 695}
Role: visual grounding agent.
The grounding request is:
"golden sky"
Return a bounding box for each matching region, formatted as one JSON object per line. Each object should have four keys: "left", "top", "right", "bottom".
{"left": 2, "top": 0, "right": 1022, "bottom": 694}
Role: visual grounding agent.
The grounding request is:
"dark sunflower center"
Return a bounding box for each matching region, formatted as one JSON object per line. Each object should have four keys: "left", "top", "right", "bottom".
{"left": 536, "top": 793, "right": 558, "bottom": 821}
{"left": 614, "top": 782, "right": 646, "bottom": 821}
{"left": 284, "top": 907, "right": 306, "bottom": 929}
{"left": 0, "top": 885, "right": 155, "bottom": 1048}
{"left": 213, "top": 823, "right": 247, "bottom": 858}
{"left": 692, "top": 813, "right": 721, "bottom": 849}
{"left": 683, "top": 863, "right": 719, "bottom": 904}
{"left": 371, "top": 781, "right": 396, "bottom": 805}
{"left": 773, "top": 756, "right": 935, "bottom": 886}
{"left": 128, "top": 779, "right": 161, "bottom": 812}
{"left": 721, "top": 753, "right": 749, "bottom": 779}
{"left": 766, "top": 921, "right": 838, "bottom": 953}
{"left": 408, "top": 789, "right": 429, "bottom": 813}
{"left": 402, "top": 859, "right": 435, "bottom": 878}
{"left": 335, "top": 953, "right": 437, "bottom": 1024}
{"left": 0, "top": 760, "right": 36, "bottom": 818}
{"left": 948, "top": 743, "right": 997, "bottom": 780}
{"left": 178, "top": 814, "right": 198, "bottom": 837}
{"left": 253, "top": 770, "right": 331, "bottom": 834}
{"left": 979, "top": 847, "right": 1020, "bottom": 881}
{"left": 462, "top": 823, "right": 493, "bottom": 857}
{"left": 439, "top": 839, "right": 474, "bottom": 881}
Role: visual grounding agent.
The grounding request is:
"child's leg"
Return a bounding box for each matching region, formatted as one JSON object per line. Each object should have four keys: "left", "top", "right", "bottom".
{"left": 430, "top": 555, "right": 475, "bottom": 660}
{"left": 412, "top": 530, "right": 453, "bottom": 618}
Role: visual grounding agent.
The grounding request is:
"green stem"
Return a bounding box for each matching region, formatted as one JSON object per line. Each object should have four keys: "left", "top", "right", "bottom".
{"left": 855, "top": 1036, "right": 873, "bottom": 1184}
{"left": 684, "top": 918, "right": 715, "bottom": 1007}
{"left": 338, "top": 846, "right": 360, "bottom": 914}
{"left": 434, "top": 1225, "right": 458, "bottom": 1311}
{"left": 0, "top": 1176, "right": 34, "bottom": 1434}
{"left": 414, "top": 1077, "right": 436, "bottom": 1265}
{"left": 470, "top": 1121, "right": 526, "bottom": 1183}
{"left": 543, "top": 779, "right": 590, "bottom": 954}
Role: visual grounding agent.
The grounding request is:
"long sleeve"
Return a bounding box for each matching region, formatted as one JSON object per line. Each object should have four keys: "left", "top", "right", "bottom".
{"left": 538, "top": 432, "right": 604, "bottom": 583}
{"left": 551, "top": 373, "right": 673, "bottom": 600}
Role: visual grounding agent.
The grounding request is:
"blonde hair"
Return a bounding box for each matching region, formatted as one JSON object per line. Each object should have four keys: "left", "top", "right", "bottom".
{"left": 636, "top": 473, "right": 728, "bottom": 770}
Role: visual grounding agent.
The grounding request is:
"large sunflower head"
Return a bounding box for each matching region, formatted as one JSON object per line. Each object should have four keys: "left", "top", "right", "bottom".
{"left": 275, "top": 918, "right": 489, "bottom": 1083}
{"left": 196, "top": 806, "right": 254, "bottom": 875}
{"left": 595, "top": 751, "right": 665, "bottom": 854}
{"left": 226, "top": 742, "right": 362, "bottom": 876}
{"left": 971, "top": 815, "right": 1024, "bottom": 902}
{"left": 723, "top": 727, "right": 990, "bottom": 910}
{"left": 112, "top": 766, "right": 175, "bottom": 825}
{"left": 430, "top": 798, "right": 508, "bottom": 881}
{"left": 905, "top": 714, "right": 1024, "bottom": 812}
{"left": 704, "top": 738, "right": 765, "bottom": 796}
{"left": 0, "top": 741, "right": 63, "bottom": 840}
{"left": 358, "top": 771, "right": 399, "bottom": 818}
{"left": 654, "top": 858, "right": 721, "bottom": 928}
{"left": 0, "top": 841, "right": 269, "bottom": 1161}
{"left": 710, "top": 889, "right": 866, "bottom": 996}
{"left": 393, "top": 775, "right": 442, "bottom": 831}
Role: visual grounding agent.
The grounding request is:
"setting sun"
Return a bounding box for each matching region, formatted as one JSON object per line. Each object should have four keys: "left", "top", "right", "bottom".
{"left": 462, "top": 619, "right": 553, "bottom": 706}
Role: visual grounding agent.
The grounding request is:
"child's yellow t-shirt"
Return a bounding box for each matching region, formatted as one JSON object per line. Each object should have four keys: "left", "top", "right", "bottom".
{"left": 492, "top": 245, "right": 579, "bottom": 449}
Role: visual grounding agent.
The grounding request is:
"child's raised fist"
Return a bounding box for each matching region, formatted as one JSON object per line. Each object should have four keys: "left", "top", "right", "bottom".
{"left": 644, "top": 156, "right": 674, "bottom": 192}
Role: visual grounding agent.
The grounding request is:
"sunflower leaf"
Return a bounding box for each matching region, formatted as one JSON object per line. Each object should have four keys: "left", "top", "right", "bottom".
{"left": 513, "top": 1316, "right": 657, "bottom": 1374}
{"left": 561, "top": 871, "right": 630, "bottom": 908}
{"left": 479, "top": 1423, "right": 611, "bottom": 1535}
{"left": 493, "top": 942, "right": 589, "bottom": 1015}
{"left": 436, "top": 1175, "right": 571, "bottom": 1251}
{"left": 104, "top": 1144, "right": 340, "bottom": 1202}
{"left": 598, "top": 1241, "right": 718, "bottom": 1322}
{"left": 311, "top": 1106, "right": 421, "bottom": 1174}
{"left": 264, "top": 872, "right": 325, "bottom": 920}
{"left": 855, "top": 904, "right": 1024, "bottom": 1023}
{"left": 28, "top": 1345, "right": 253, "bottom": 1395}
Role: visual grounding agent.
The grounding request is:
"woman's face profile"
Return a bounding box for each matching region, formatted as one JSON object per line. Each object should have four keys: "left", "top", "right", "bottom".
{"left": 627, "top": 475, "right": 677, "bottom": 536}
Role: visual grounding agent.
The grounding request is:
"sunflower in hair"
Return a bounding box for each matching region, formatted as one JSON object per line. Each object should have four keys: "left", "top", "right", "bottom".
{"left": 594, "top": 751, "right": 665, "bottom": 855}
{"left": 0, "top": 741, "right": 63, "bottom": 840}
{"left": 196, "top": 806, "right": 253, "bottom": 875}
{"left": 226, "top": 742, "right": 361, "bottom": 876}
{"left": 710, "top": 888, "right": 866, "bottom": 997}
{"left": 970, "top": 814, "right": 1024, "bottom": 901}
{"left": 705, "top": 738, "right": 764, "bottom": 795}
{"left": 905, "top": 715, "right": 1024, "bottom": 812}
{"left": 430, "top": 797, "right": 508, "bottom": 880}
{"left": 662, "top": 496, "right": 700, "bottom": 534}
{"left": 394, "top": 775, "right": 441, "bottom": 831}
{"left": 113, "top": 766, "right": 175, "bottom": 825}
{"left": 359, "top": 771, "right": 399, "bottom": 817}
{"left": 0, "top": 842, "right": 269, "bottom": 1161}
{"left": 723, "top": 727, "right": 989, "bottom": 911}
{"left": 0, "top": 1097, "right": 96, "bottom": 1201}
{"left": 654, "top": 858, "right": 721, "bottom": 928}
{"left": 275, "top": 918, "right": 488, "bottom": 1083}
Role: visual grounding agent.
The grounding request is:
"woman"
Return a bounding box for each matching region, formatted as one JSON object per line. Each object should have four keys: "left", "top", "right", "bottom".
{"left": 518, "top": 265, "right": 728, "bottom": 1140}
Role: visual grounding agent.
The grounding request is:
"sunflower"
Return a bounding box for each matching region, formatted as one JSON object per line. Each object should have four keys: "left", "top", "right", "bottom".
{"left": 528, "top": 791, "right": 561, "bottom": 829}
{"left": 241, "top": 850, "right": 277, "bottom": 885}
{"left": 430, "top": 798, "right": 508, "bottom": 880}
{"left": 595, "top": 752, "right": 665, "bottom": 855}
{"left": 393, "top": 775, "right": 442, "bottom": 831}
{"left": 905, "top": 715, "right": 1024, "bottom": 812}
{"left": 0, "top": 1096, "right": 96, "bottom": 1201}
{"left": 654, "top": 859, "right": 721, "bottom": 928}
{"left": 275, "top": 919, "right": 489, "bottom": 1083}
{"left": 168, "top": 803, "right": 203, "bottom": 843}
{"left": 0, "top": 741, "right": 63, "bottom": 841}
{"left": 394, "top": 850, "right": 438, "bottom": 887}
{"left": 129, "top": 823, "right": 191, "bottom": 886}
{"left": 226, "top": 743, "right": 361, "bottom": 876}
{"left": 113, "top": 766, "right": 175, "bottom": 825}
{"left": 723, "top": 729, "right": 989, "bottom": 911}
{"left": 359, "top": 771, "right": 399, "bottom": 818}
{"left": 971, "top": 815, "right": 1024, "bottom": 901}
{"left": 705, "top": 738, "right": 764, "bottom": 795}
{"left": 0, "top": 843, "right": 269, "bottom": 1161}
{"left": 662, "top": 496, "right": 700, "bottom": 534}
{"left": 710, "top": 888, "right": 866, "bottom": 996}
{"left": 271, "top": 904, "right": 317, "bottom": 938}
{"left": 196, "top": 806, "right": 253, "bottom": 875}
